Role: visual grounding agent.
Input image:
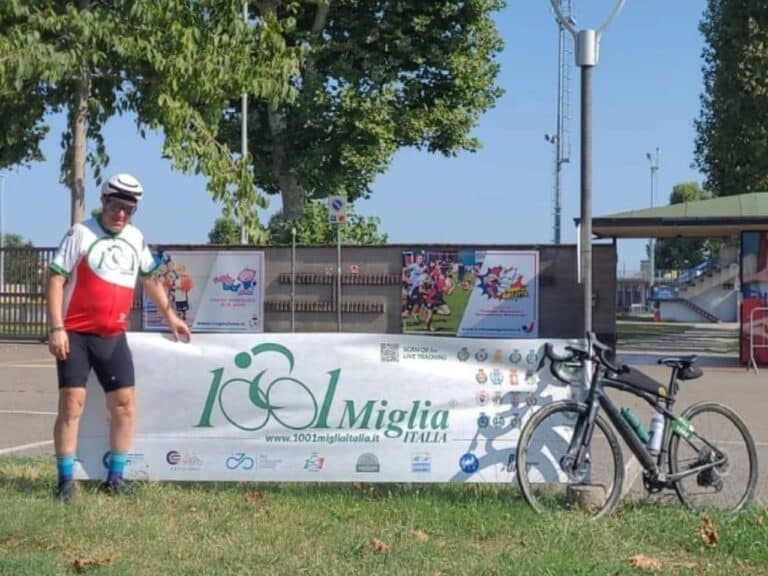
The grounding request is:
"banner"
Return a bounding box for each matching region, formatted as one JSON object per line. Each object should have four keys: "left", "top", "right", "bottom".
{"left": 143, "top": 250, "right": 265, "bottom": 333}
{"left": 74, "top": 333, "right": 579, "bottom": 483}
{"left": 401, "top": 249, "right": 539, "bottom": 338}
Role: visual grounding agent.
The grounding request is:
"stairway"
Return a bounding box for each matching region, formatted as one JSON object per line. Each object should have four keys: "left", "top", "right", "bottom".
{"left": 671, "top": 297, "right": 720, "bottom": 323}
{"left": 617, "top": 324, "right": 739, "bottom": 354}
{"left": 676, "top": 262, "right": 739, "bottom": 300}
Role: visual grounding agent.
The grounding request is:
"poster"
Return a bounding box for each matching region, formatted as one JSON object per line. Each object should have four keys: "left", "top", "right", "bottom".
{"left": 401, "top": 249, "right": 539, "bottom": 338}
{"left": 143, "top": 250, "right": 265, "bottom": 333}
{"left": 73, "top": 333, "right": 579, "bottom": 483}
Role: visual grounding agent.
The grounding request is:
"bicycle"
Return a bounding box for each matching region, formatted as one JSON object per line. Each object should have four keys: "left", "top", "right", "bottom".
{"left": 516, "top": 332, "right": 758, "bottom": 519}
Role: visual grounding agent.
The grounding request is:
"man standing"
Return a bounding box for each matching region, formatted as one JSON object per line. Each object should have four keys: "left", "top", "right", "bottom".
{"left": 47, "top": 173, "right": 191, "bottom": 502}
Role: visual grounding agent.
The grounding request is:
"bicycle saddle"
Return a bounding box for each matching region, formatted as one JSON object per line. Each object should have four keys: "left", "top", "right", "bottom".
{"left": 657, "top": 356, "right": 703, "bottom": 380}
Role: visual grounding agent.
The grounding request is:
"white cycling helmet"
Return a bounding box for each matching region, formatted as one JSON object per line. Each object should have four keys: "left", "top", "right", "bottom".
{"left": 101, "top": 173, "right": 144, "bottom": 201}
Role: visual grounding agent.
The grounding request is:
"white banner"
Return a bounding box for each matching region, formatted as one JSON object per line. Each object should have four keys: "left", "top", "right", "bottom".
{"left": 143, "top": 250, "right": 265, "bottom": 333}
{"left": 74, "top": 333, "right": 577, "bottom": 483}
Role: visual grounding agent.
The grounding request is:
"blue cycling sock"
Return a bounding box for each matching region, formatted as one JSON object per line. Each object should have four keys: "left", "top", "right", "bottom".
{"left": 57, "top": 455, "right": 75, "bottom": 483}
{"left": 107, "top": 452, "right": 128, "bottom": 483}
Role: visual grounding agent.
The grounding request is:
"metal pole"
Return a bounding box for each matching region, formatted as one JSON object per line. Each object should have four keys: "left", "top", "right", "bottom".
{"left": 291, "top": 226, "right": 296, "bottom": 332}
{"left": 336, "top": 224, "right": 342, "bottom": 332}
{"left": 240, "top": 0, "right": 249, "bottom": 245}
{"left": 647, "top": 147, "right": 659, "bottom": 287}
{"left": 549, "top": 0, "right": 627, "bottom": 336}
{"left": 0, "top": 174, "right": 5, "bottom": 294}
{"left": 580, "top": 64, "right": 593, "bottom": 333}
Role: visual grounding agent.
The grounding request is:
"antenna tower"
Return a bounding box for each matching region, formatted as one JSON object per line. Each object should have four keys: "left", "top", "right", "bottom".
{"left": 551, "top": 0, "right": 574, "bottom": 244}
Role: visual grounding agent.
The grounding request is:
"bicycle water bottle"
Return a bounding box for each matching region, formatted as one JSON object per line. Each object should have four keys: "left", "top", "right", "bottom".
{"left": 620, "top": 407, "right": 649, "bottom": 444}
{"left": 647, "top": 411, "right": 665, "bottom": 456}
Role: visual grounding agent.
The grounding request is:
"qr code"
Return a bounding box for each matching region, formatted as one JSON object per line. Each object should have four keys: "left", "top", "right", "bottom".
{"left": 380, "top": 343, "right": 400, "bottom": 362}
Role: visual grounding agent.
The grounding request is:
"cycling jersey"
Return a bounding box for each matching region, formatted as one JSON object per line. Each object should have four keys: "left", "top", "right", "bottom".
{"left": 49, "top": 218, "right": 158, "bottom": 336}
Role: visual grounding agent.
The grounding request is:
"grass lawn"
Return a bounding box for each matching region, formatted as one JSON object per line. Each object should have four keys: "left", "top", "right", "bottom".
{"left": 1, "top": 458, "right": 766, "bottom": 575}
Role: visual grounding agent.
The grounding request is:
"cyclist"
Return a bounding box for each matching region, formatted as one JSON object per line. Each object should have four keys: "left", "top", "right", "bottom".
{"left": 47, "top": 173, "right": 191, "bottom": 503}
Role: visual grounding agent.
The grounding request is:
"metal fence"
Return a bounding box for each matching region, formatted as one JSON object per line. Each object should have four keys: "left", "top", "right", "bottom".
{"left": 0, "top": 247, "right": 56, "bottom": 340}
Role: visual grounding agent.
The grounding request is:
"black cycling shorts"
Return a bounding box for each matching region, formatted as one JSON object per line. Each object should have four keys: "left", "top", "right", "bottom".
{"left": 56, "top": 332, "right": 135, "bottom": 393}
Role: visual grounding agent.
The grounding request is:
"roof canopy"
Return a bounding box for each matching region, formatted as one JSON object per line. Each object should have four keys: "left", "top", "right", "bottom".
{"left": 592, "top": 192, "right": 768, "bottom": 238}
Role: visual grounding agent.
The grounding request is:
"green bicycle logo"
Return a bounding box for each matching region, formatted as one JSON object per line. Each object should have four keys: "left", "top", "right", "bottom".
{"left": 195, "top": 342, "right": 450, "bottom": 438}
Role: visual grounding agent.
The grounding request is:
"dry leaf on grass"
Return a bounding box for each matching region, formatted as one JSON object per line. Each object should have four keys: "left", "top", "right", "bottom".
{"left": 244, "top": 491, "right": 266, "bottom": 504}
{"left": 371, "top": 538, "right": 389, "bottom": 554}
{"left": 699, "top": 516, "right": 719, "bottom": 547}
{"left": 72, "top": 556, "right": 113, "bottom": 573}
{"left": 411, "top": 529, "right": 429, "bottom": 542}
{"left": 628, "top": 553, "right": 663, "bottom": 572}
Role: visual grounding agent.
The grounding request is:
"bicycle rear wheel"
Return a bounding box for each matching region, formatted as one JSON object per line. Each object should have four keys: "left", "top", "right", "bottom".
{"left": 516, "top": 401, "right": 624, "bottom": 519}
{"left": 669, "top": 402, "right": 758, "bottom": 514}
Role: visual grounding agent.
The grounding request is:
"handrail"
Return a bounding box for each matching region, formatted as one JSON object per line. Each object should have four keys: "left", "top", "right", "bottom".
{"left": 749, "top": 306, "right": 768, "bottom": 374}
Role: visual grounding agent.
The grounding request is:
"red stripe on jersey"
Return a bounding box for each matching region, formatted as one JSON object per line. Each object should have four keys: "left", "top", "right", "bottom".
{"left": 64, "top": 259, "right": 135, "bottom": 335}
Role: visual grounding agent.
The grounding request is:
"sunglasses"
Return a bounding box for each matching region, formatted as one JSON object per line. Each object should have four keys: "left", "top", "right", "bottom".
{"left": 104, "top": 198, "right": 137, "bottom": 216}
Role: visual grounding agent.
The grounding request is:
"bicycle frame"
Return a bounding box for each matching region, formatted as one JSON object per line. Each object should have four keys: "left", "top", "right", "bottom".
{"left": 564, "top": 359, "right": 727, "bottom": 485}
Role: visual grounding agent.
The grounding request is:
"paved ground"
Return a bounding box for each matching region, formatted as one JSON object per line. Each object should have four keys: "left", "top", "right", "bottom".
{"left": 1, "top": 340, "right": 765, "bottom": 504}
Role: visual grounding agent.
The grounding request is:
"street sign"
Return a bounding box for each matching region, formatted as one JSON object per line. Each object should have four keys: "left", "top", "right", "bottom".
{"left": 328, "top": 195, "right": 347, "bottom": 224}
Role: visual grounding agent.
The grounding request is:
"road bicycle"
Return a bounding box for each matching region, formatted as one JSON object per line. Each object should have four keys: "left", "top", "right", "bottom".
{"left": 516, "top": 332, "right": 758, "bottom": 519}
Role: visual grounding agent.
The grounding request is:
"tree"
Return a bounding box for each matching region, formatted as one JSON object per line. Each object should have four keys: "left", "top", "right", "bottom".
{"left": 695, "top": 0, "right": 768, "bottom": 196}
{"left": 219, "top": 0, "right": 505, "bottom": 221}
{"left": 208, "top": 217, "right": 243, "bottom": 245}
{"left": 268, "top": 201, "right": 387, "bottom": 245}
{"left": 654, "top": 182, "right": 713, "bottom": 271}
{"left": 0, "top": 1, "right": 300, "bottom": 235}
{"left": 207, "top": 201, "right": 388, "bottom": 245}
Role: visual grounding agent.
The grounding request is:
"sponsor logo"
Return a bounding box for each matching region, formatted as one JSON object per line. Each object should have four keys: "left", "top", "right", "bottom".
{"left": 509, "top": 350, "right": 522, "bottom": 364}
{"left": 226, "top": 452, "right": 255, "bottom": 470}
{"left": 166, "top": 450, "right": 202, "bottom": 470}
{"left": 475, "top": 349, "right": 488, "bottom": 362}
{"left": 196, "top": 343, "right": 450, "bottom": 443}
{"left": 101, "top": 451, "right": 145, "bottom": 469}
{"left": 411, "top": 453, "right": 432, "bottom": 473}
{"left": 257, "top": 454, "right": 282, "bottom": 470}
{"left": 305, "top": 453, "right": 326, "bottom": 472}
{"left": 457, "top": 347, "right": 471, "bottom": 362}
{"left": 511, "top": 392, "right": 522, "bottom": 408}
{"left": 493, "top": 349, "right": 504, "bottom": 363}
{"left": 476, "top": 390, "right": 489, "bottom": 406}
{"left": 490, "top": 369, "right": 503, "bottom": 386}
{"left": 525, "top": 350, "right": 538, "bottom": 366}
{"left": 492, "top": 414, "right": 506, "bottom": 428}
{"left": 509, "top": 370, "right": 520, "bottom": 386}
{"left": 492, "top": 391, "right": 503, "bottom": 406}
{"left": 477, "top": 413, "right": 490, "bottom": 428}
{"left": 459, "top": 453, "right": 480, "bottom": 474}
{"left": 356, "top": 453, "right": 380, "bottom": 473}
{"left": 476, "top": 369, "right": 488, "bottom": 384}
{"left": 526, "top": 393, "right": 538, "bottom": 406}
{"left": 213, "top": 268, "right": 258, "bottom": 295}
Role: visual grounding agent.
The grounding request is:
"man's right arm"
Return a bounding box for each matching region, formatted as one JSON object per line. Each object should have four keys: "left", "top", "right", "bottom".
{"left": 47, "top": 273, "right": 69, "bottom": 360}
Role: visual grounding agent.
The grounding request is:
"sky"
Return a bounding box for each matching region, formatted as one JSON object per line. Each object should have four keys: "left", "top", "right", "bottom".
{"left": 0, "top": 0, "right": 707, "bottom": 275}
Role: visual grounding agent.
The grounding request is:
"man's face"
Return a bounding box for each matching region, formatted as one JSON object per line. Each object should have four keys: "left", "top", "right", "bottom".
{"left": 101, "top": 195, "right": 137, "bottom": 232}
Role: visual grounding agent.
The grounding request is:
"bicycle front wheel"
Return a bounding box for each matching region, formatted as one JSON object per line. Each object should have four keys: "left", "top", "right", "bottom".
{"left": 516, "top": 401, "right": 624, "bottom": 520}
{"left": 669, "top": 402, "right": 758, "bottom": 514}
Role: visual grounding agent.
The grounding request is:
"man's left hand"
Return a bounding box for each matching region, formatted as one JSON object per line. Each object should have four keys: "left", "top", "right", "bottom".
{"left": 167, "top": 315, "right": 192, "bottom": 342}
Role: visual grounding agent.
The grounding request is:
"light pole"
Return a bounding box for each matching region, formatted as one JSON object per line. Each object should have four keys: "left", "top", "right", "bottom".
{"left": 646, "top": 147, "right": 659, "bottom": 288}
{"left": 549, "top": 0, "right": 627, "bottom": 334}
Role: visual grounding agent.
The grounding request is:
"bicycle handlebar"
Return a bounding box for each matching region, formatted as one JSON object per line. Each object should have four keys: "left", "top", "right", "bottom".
{"left": 540, "top": 332, "right": 627, "bottom": 380}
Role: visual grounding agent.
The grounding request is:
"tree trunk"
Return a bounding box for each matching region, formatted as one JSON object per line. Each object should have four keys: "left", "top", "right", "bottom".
{"left": 70, "top": 0, "right": 90, "bottom": 225}
{"left": 70, "top": 71, "right": 89, "bottom": 225}
{"left": 266, "top": 66, "right": 306, "bottom": 219}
